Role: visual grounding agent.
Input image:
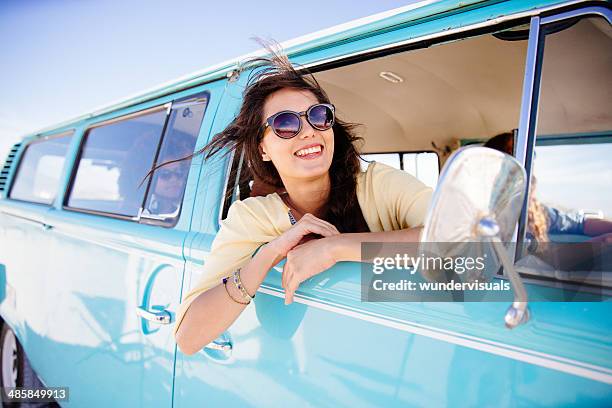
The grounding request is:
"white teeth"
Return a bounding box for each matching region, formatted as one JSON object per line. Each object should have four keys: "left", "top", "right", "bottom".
{"left": 295, "top": 145, "right": 322, "bottom": 157}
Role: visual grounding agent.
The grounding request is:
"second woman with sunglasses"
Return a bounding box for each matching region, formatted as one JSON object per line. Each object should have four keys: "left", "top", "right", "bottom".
{"left": 171, "top": 47, "right": 433, "bottom": 355}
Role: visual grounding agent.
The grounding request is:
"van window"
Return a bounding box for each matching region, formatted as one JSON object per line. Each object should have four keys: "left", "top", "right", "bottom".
{"left": 142, "top": 96, "right": 207, "bottom": 226}
{"left": 222, "top": 24, "right": 529, "bottom": 219}
{"left": 360, "top": 152, "right": 439, "bottom": 187}
{"left": 360, "top": 153, "right": 401, "bottom": 170}
{"left": 9, "top": 132, "right": 73, "bottom": 205}
{"left": 402, "top": 152, "right": 439, "bottom": 188}
{"left": 516, "top": 15, "right": 612, "bottom": 287}
{"left": 66, "top": 109, "right": 167, "bottom": 217}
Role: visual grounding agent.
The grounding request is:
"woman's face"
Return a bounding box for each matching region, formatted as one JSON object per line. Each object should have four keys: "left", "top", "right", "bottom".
{"left": 154, "top": 157, "right": 189, "bottom": 199}
{"left": 259, "top": 88, "right": 334, "bottom": 183}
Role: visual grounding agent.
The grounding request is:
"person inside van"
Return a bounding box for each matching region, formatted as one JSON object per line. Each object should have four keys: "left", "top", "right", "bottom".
{"left": 483, "top": 132, "right": 612, "bottom": 270}
{"left": 169, "top": 48, "right": 433, "bottom": 355}
{"left": 147, "top": 133, "right": 196, "bottom": 215}
{"left": 484, "top": 132, "right": 612, "bottom": 243}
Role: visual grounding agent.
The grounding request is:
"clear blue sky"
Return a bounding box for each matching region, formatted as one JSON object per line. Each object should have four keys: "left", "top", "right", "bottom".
{"left": 0, "top": 0, "right": 419, "bottom": 160}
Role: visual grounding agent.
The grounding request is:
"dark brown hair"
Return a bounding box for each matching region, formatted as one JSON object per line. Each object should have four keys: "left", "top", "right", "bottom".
{"left": 143, "top": 43, "right": 367, "bottom": 233}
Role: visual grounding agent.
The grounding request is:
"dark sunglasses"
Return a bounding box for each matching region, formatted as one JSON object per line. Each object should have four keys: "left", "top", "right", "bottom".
{"left": 263, "top": 103, "right": 335, "bottom": 139}
{"left": 158, "top": 167, "right": 187, "bottom": 180}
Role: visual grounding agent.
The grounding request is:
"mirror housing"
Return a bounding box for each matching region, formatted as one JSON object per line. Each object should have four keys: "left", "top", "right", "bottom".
{"left": 419, "top": 146, "right": 530, "bottom": 328}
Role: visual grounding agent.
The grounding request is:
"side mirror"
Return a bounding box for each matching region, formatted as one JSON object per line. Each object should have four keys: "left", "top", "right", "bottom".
{"left": 419, "top": 146, "right": 530, "bottom": 328}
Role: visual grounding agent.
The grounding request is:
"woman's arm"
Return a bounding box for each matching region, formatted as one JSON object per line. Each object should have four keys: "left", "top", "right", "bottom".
{"left": 175, "top": 213, "right": 339, "bottom": 355}
{"left": 584, "top": 218, "right": 612, "bottom": 237}
{"left": 282, "top": 228, "right": 422, "bottom": 304}
{"left": 330, "top": 228, "right": 423, "bottom": 262}
{"left": 175, "top": 243, "right": 283, "bottom": 355}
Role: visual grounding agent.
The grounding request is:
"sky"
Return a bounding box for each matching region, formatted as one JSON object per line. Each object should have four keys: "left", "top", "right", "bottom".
{"left": 0, "top": 0, "right": 421, "bottom": 161}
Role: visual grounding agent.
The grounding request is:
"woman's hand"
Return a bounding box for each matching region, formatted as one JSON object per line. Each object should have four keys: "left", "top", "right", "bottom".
{"left": 282, "top": 236, "right": 340, "bottom": 304}
{"left": 268, "top": 213, "right": 339, "bottom": 258}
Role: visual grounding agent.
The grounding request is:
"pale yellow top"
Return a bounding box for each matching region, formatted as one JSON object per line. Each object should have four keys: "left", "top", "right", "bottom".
{"left": 173, "top": 161, "right": 433, "bottom": 337}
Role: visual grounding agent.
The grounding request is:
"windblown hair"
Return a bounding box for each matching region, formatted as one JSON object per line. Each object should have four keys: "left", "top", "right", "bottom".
{"left": 484, "top": 132, "right": 548, "bottom": 244}
{"left": 144, "top": 42, "right": 367, "bottom": 233}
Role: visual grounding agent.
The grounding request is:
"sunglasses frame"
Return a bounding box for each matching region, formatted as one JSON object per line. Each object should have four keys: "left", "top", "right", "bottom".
{"left": 263, "top": 103, "right": 335, "bottom": 139}
{"left": 157, "top": 167, "right": 187, "bottom": 180}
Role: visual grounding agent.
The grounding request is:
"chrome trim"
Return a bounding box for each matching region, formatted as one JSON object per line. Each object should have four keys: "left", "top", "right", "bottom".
{"left": 204, "top": 340, "right": 232, "bottom": 352}
{"left": 540, "top": 5, "right": 612, "bottom": 24}
{"left": 0, "top": 210, "right": 47, "bottom": 227}
{"left": 170, "top": 97, "right": 208, "bottom": 110}
{"left": 476, "top": 221, "right": 529, "bottom": 328}
{"left": 514, "top": 16, "right": 542, "bottom": 261}
{"left": 136, "top": 306, "right": 171, "bottom": 325}
{"left": 136, "top": 207, "right": 178, "bottom": 221}
{"left": 87, "top": 104, "right": 169, "bottom": 130}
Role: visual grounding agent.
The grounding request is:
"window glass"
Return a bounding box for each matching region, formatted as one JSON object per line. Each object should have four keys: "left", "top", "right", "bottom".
{"left": 143, "top": 98, "right": 207, "bottom": 225}
{"left": 67, "top": 109, "right": 167, "bottom": 216}
{"left": 9, "top": 133, "right": 73, "bottom": 204}
{"left": 360, "top": 153, "right": 401, "bottom": 170}
{"left": 534, "top": 142, "right": 612, "bottom": 220}
{"left": 402, "top": 152, "right": 439, "bottom": 188}
{"left": 360, "top": 152, "right": 439, "bottom": 188}
{"left": 516, "top": 16, "right": 612, "bottom": 286}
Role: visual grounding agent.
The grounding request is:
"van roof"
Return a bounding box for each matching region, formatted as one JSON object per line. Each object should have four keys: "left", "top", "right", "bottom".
{"left": 21, "top": 0, "right": 579, "bottom": 140}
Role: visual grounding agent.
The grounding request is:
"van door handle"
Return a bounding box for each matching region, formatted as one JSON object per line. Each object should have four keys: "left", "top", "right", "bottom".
{"left": 136, "top": 306, "right": 171, "bottom": 324}
{"left": 204, "top": 340, "right": 232, "bottom": 352}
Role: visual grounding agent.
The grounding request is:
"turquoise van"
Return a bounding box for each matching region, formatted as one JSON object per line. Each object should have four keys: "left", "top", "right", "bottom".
{"left": 0, "top": 0, "right": 610, "bottom": 406}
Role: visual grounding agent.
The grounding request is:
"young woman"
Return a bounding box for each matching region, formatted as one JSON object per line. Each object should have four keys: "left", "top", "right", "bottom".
{"left": 170, "top": 50, "right": 433, "bottom": 355}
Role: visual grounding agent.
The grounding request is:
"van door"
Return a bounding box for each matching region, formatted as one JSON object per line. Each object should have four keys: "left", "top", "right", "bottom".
{"left": 172, "top": 68, "right": 256, "bottom": 406}
{"left": 31, "top": 81, "right": 225, "bottom": 407}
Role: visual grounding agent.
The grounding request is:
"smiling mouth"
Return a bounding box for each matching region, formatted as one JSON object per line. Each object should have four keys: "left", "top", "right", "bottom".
{"left": 294, "top": 144, "right": 324, "bottom": 159}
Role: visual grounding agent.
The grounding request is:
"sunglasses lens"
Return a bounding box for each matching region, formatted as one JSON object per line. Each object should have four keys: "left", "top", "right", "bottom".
{"left": 272, "top": 112, "right": 301, "bottom": 138}
{"left": 159, "top": 168, "right": 184, "bottom": 180}
{"left": 308, "top": 105, "right": 334, "bottom": 130}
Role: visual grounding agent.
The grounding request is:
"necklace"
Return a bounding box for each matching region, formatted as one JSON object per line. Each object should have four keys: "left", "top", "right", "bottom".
{"left": 288, "top": 209, "right": 297, "bottom": 225}
{"left": 280, "top": 191, "right": 299, "bottom": 225}
{"left": 279, "top": 190, "right": 328, "bottom": 225}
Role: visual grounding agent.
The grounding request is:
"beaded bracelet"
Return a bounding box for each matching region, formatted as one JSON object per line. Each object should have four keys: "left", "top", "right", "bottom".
{"left": 223, "top": 277, "right": 250, "bottom": 305}
{"left": 232, "top": 269, "right": 255, "bottom": 302}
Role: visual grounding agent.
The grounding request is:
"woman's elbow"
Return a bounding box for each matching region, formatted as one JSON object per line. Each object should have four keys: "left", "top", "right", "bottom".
{"left": 175, "top": 326, "right": 200, "bottom": 356}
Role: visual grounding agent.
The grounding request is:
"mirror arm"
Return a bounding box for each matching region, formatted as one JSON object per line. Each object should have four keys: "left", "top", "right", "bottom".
{"left": 489, "top": 236, "right": 530, "bottom": 329}
{"left": 477, "top": 217, "right": 529, "bottom": 328}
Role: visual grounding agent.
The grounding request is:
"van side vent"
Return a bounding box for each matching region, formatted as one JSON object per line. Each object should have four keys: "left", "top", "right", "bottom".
{"left": 0, "top": 142, "right": 22, "bottom": 193}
